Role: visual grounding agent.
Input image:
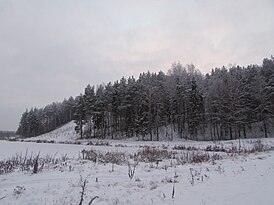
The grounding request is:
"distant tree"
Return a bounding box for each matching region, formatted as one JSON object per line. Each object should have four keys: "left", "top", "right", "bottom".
{"left": 83, "top": 84, "right": 95, "bottom": 138}
{"left": 259, "top": 57, "right": 274, "bottom": 137}
{"left": 93, "top": 85, "right": 106, "bottom": 138}
{"left": 0, "top": 131, "right": 15, "bottom": 138}
{"left": 188, "top": 77, "right": 203, "bottom": 140}
{"left": 17, "top": 109, "right": 29, "bottom": 137}
{"left": 74, "top": 94, "right": 86, "bottom": 139}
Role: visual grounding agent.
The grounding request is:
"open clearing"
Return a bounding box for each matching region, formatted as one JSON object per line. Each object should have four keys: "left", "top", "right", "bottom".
{"left": 0, "top": 138, "right": 274, "bottom": 205}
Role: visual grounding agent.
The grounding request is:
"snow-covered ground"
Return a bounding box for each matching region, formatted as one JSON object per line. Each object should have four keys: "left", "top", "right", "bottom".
{"left": 1, "top": 138, "right": 274, "bottom": 205}
{"left": 1, "top": 122, "right": 274, "bottom": 204}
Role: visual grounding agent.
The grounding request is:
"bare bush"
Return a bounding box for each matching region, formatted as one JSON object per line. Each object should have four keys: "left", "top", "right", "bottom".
{"left": 205, "top": 145, "right": 226, "bottom": 152}
{"left": 78, "top": 177, "right": 88, "bottom": 205}
{"left": 36, "top": 140, "right": 55, "bottom": 144}
{"left": 114, "top": 144, "right": 128, "bottom": 148}
{"left": 87, "top": 141, "right": 110, "bottom": 146}
{"left": 189, "top": 168, "right": 209, "bottom": 186}
{"left": 104, "top": 152, "right": 127, "bottom": 165}
{"left": 254, "top": 140, "right": 264, "bottom": 150}
{"left": 33, "top": 153, "right": 40, "bottom": 174}
{"left": 78, "top": 176, "right": 99, "bottom": 205}
{"left": 173, "top": 145, "right": 199, "bottom": 151}
{"left": 0, "top": 151, "right": 68, "bottom": 175}
{"left": 81, "top": 149, "right": 127, "bottom": 165}
{"left": 204, "top": 140, "right": 274, "bottom": 154}
{"left": 13, "top": 186, "right": 25, "bottom": 196}
{"left": 81, "top": 149, "right": 98, "bottom": 162}
{"left": 192, "top": 153, "right": 210, "bottom": 163}
{"left": 128, "top": 161, "right": 138, "bottom": 179}
{"left": 175, "top": 151, "right": 222, "bottom": 165}
{"left": 134, "top": 147, "right": 176, "bottom": 163}
{"left": 248, "top": 140, "right": 266, "bottom": 153}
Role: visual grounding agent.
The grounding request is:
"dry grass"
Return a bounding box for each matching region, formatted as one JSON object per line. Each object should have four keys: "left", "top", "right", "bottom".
{"left": 134, "top": 146, "right": 176, "bottom": 163}
{"left": 81, "top": 149, "right": 127, "bottom": 165}
{"left": 175, "top": 151, "right": 222, "bottom": 165}
{"left": 0, "top": 152, "right": 68, "bottom": 175}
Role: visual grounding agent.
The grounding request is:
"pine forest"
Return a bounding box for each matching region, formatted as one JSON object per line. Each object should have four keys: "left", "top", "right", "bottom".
{"left": 17, "top": 57, "right": 274, "bottom": 141}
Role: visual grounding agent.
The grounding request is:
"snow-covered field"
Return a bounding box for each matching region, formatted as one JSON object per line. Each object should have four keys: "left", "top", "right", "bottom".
{"left": 1, "top": 138, "right": 274, "bottom": 205}
{"left": 1, "top": 122, "right": 274, "bottom": 204}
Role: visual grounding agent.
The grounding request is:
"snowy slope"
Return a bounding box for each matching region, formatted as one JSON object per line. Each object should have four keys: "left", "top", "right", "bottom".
{"left": 23, "top": 121, "right": 182, "bottom": 143}
{"left": 24, "top": 121, "right": 79, "bottom": 143}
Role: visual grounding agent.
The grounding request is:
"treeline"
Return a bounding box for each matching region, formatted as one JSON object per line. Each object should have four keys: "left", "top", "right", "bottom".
{"left": 17, "top": 97, "right": 75, "bottom": 137}
{"left": 17, "top": 57, "right": 274, "bottom": 140}
{"left": 0, "top": 131, "right": 15, "bottom": 138}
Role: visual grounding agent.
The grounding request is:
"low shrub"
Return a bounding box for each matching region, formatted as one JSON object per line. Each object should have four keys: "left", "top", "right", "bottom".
{"left": 81, "top": 149, "right": 127, "bottom": 165}
{"left": 134, "top": 147, "right": 176, "bottom": 163}
{"left": 175, "top": 151, "right": 222, "bottom": 165}
{"left": 205, "top": 145, "right": 226, "bottom": 152}
{"left": 173, "top": 145, "right": 199, "bottom": 151}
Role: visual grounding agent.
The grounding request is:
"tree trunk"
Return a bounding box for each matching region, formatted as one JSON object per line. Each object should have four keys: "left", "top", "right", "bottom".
{"left": 210, "top": 122, "right": 213, "bottom": 141}
{"left": 263, "top": 121, "right": 268, "bottom": 138}
{"left": 80, "top": 121, "right": 83, "bottom": 139}
{"left": 229, "top": 126, "right": 232, "bottom": 140}
{"left": 243, "top": 124, "right": 246, "bottom": 138}
{"left": 156, "top": 125, "right": 159, "bottom": 141}
{"left": 216, "top": 122, "right": 220, "bottom": 140}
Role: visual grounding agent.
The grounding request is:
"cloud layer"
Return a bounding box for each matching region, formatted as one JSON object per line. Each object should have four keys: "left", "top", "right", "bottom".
{"left": 0, "top": 0, "right": 274, "bottom": 130}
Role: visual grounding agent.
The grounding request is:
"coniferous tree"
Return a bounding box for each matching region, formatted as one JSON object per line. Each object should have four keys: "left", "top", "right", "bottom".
{"left": 74, "top": 94, "right": 86, "bottom": 139}
{"left": 83, "top": 84, "right": 95, "bottom": 138}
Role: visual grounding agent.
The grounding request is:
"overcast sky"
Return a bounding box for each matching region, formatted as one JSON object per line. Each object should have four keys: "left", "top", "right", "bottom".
{"left": 0, "top": 0, "right": 274, "bottom": 130}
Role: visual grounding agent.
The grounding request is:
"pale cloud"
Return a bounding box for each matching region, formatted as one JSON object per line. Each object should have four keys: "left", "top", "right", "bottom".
{"left": 0, "top": 0, "right": 273, "bottom": 130}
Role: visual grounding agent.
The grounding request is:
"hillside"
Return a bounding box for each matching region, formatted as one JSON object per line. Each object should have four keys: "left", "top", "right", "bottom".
{"left": 24, "top": 121, "right": 78, "bottom": 143}
{"left": 23, "top": 120, "right": 180, "bottom": 143}
{"left": 17, "top": 58, "right": 274, "bottom": 142}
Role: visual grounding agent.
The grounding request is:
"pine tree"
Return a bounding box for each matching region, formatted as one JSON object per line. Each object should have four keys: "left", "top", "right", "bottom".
{"left": 74, "top": 94, "right": 86, "bottom": 139}
{"left": 83, "top": 84, "right": 95, "bottom": 138}
{"left": 17, "top": 109, "right": 29, "bottom": 137}
{"left": 188, "top": 78, "right": 203, "bottom": 140}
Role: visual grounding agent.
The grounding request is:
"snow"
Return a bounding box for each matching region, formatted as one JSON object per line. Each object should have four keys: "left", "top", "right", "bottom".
{"left": 1, "top": 122, "right": 274, "bottom": 204}
{"left": 1, "top": 139, "right": 274, "bottom": 205}
{"left": 24, "top": 121, "right": 79, "bottom": 143}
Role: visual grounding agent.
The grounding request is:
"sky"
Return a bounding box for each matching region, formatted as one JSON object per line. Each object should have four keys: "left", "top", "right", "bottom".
{"left": 0, "top": 0, "right": 274, "bottom": 131}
